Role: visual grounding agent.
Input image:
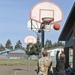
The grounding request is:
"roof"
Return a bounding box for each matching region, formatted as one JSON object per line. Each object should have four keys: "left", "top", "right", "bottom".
{"left": 9, "top": 49, "right": 25, "bottom": 53}
{"left": 59, "top": 2, "right": 75, "bottom": 41}
{"left": 0, "top": 49, "right": 25, "bottom": 56}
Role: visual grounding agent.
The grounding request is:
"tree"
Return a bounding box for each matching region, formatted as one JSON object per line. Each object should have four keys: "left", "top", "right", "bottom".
{"left": 5, "top": 39, "right": 13, "bottom": 49}
{"left": 14, "top": 40, "right": 23, "bottom": 49}
{"left": 57, "top": 41, "right": 65, "bottom": 47}
{"left": 51, "top": 41, "right": 65, "bottom": 48}
{"left": 0, "top": 44, "right": 5, "bottom": 51}
{"left": 44, "top": 40, "right": 52, "bottom": 49}
{"left": 25, "top": 41, "right": 41, "bottom": 55}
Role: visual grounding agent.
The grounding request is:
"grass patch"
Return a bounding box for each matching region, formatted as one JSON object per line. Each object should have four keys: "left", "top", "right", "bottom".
{"left": 0, "top": 59, "right": 37, "bottom": 66}
{"left": 0, "top": 59, "right": 56, "bottom": 67}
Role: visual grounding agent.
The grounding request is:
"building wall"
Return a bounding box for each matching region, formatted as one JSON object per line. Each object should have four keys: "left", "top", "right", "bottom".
{"left": 8, "top": 53, "right": 25, "bottom": 59}
{"left": 65, "top": 34, "right": 73, "bottom": 47}
{"left": 47, "top": 48, "right": 63, "bottom": 62}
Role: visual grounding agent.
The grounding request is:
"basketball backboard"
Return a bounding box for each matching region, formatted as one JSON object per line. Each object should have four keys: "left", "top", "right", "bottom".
{"left": 30, "top": 1, "right": 63, "bottom": 24}
{"left": 27, "top": 20, "right": 40, "bottom": 32}
{"left": 24, "top": 36, "right": 37, "bottom": 44}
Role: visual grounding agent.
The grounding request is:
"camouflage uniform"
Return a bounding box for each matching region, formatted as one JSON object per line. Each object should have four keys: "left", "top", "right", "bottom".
{"left": 38, "top": 57, "right": 51, "bottom": 75}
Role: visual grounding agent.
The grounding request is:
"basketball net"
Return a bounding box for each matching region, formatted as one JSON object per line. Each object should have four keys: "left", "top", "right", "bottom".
{"left": 44, "top": 24, "right": 53, "bottom": 31}
{"left": 41, "top": 17, "right": 54, "bottom": 31}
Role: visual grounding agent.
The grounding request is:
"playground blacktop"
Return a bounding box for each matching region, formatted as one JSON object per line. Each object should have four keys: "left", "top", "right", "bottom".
{"left": 0, "top": 65, "right": 37, "bottom": 75}
{"left": 1, "top": 65, "right": 75, "bottom": 75}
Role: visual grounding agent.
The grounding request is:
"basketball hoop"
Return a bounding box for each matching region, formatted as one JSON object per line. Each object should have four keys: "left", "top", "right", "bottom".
{"left": 41, "top": 17, "right": 54, "bottom": 31}
{"left": 42, "top": 17, "right": 54, "bottom": 25}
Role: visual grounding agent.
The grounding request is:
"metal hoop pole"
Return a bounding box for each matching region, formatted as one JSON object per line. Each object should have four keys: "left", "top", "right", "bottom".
{"left": 40, "top": 17, "right": 54, "bottom": 57}
{"left": 28, "top": 44, "right": 31, "bottom": 71}
{"left": 36, "top": 32, "right": 40, "bottom": 41}
{"left": 31, "top": 19, "right": 32, "bottom": 30}
{"left": 41, "top": 23, "right": 45, "bottom": 57}
{"left": 27, "top": 43, "right": 32, "bottom": 71}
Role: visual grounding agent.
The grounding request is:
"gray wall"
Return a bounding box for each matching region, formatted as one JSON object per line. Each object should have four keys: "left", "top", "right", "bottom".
{"left": 65, "top": 34, "right": 73, "bottom": 47}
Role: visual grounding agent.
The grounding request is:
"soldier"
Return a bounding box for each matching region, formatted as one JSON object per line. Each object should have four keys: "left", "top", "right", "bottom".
{"left": 37, "top": 50, "right": 52, "bottom": 75}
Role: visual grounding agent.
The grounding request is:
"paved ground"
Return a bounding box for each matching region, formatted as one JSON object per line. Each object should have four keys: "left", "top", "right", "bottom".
{"left": 0, "top": 65, "right": 38, "bottom": 75}
{"left": 1, "top": 65, "right": 75, "bottom": 75}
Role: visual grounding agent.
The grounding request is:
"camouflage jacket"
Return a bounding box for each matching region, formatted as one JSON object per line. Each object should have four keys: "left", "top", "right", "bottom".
{"left": 38, "top": 57, "right": 51, "bottom": 75}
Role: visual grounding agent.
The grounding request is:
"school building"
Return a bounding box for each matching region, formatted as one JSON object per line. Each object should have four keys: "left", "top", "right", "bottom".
{"left": 58, "top": 2, "right": 75, "bottom": 69}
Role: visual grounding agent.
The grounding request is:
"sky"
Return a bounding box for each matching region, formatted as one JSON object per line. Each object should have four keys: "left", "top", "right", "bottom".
{"left": 0, "top": 0, "right": 75, "bottom": 47}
